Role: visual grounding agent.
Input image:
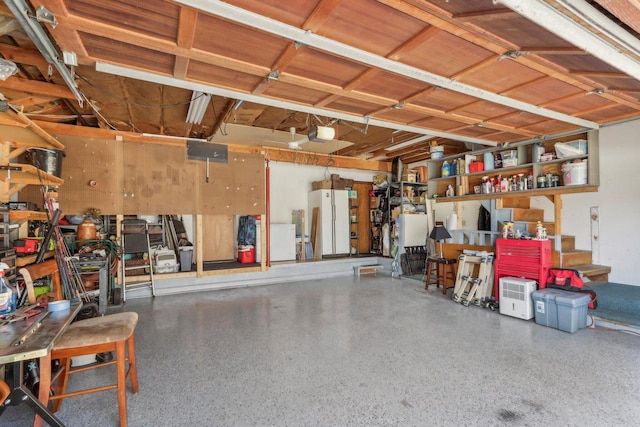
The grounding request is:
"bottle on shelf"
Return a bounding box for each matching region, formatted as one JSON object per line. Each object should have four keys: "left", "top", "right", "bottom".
{"left": 535, "top": 221, "right": 544, "bottom": 239}
{"left": 446, "top": 185, "right": 454, "bottom": 197}
{"left": 441, "top": 161, "right": 450, "bottom": 177}
{"left": 484, "top": 152, "right": 494, "bottom": 170}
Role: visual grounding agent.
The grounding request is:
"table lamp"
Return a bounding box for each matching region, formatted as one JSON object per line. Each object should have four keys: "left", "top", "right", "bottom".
{"left": 430, "top": 225, "right": 451, "bottom": 259}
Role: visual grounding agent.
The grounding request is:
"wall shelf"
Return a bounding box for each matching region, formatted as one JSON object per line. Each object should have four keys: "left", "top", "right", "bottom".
{"left": 427, "top": 131, "right": 598, "bottom": 203}
{"left": 0, "top": 164, "right": 64, "bottom": 202}
{"left": 0, "top": 110, "right": 65, "bottom": 203}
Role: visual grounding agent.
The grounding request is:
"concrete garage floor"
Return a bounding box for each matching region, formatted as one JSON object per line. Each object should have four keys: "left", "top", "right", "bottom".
{"left": 3, "top": 275, "right": 640, "bottom": 426}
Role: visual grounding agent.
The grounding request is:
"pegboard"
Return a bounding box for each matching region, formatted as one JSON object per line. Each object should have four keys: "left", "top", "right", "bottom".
{"left": 122, "top": 143, "right": 199, "bottom": 214}
{"left": 57, "top": 137, "right": 123, "bottom": 215}
{"left": 198, "top": 152, "right": 264, "bottom": 215}
{"left": 36, "top": 137, "right": 264, "bottom": 216}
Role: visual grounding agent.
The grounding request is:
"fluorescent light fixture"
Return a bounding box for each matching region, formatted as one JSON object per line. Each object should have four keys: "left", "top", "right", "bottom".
{"left": 186, "top": 91, "right": 211, "bottom": 124}
{"left": 141, "top": 133, "right": 207, "bottom": 142}
{"left": 495, "top": 0, "right": 640, "bottom": 82}
{"left": 385, "top": 135, "right": 434, "bottom": 151}
{"left": 175, "top": 0, "right": 598, "bottom": 130}
{"left": 97, "top": 62, "right": 498, "bottom": 146}
{"left": 4, "top": 0, "right": 84, "bottom": 107}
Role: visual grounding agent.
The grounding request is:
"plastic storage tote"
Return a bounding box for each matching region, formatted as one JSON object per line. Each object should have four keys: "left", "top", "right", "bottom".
{"left": 531, "top": 288, "right": 590, "bottom": 333}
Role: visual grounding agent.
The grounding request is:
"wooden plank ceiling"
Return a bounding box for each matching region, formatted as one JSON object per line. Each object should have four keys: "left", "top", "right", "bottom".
{"left": 0, "top": 0, "right": 640, "bottom": 164}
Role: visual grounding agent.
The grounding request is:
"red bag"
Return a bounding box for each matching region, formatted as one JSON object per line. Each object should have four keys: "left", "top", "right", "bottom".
{"left": 546, "top": 268, "right": 597, "bottom": 309}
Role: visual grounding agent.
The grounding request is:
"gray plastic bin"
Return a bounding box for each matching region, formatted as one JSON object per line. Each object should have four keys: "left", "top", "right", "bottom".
{"left": 179, "top": 246, "right": 194, "bottom": 272}
{"left": 555, "top": 291, "right": 590, "bottom": 333}
{"left": 532, "top": 288, "right": 590, "bottom": 333}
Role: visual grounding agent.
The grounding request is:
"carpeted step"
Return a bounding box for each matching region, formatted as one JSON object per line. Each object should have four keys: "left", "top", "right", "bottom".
{"left": 589, "top": 283, "right": 640, "bottom": 326}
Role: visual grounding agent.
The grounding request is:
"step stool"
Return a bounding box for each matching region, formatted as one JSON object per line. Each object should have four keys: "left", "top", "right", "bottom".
{"left": 354, "top": 264, "right": 383, "bottom": 276}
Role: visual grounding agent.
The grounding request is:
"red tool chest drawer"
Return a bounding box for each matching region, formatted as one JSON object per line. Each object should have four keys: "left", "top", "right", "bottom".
{"left": 494, "top": 238, "right": 552, "bottom": 301}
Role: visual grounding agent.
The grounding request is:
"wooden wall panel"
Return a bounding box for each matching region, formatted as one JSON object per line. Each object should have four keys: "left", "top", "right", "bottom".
{"left": 25, "top": 136, "right": 264, "bottom": 217}
{"left": 57, "top": 137, "right": 122, "bottom": 215}
{"left": 202, "top": 214, "right": 235, "bottom": 261}
{"left": 199, "top": 162, "right": 235, "bottom": 215}
{"left": 230, "top": 153, "right": 264, "bottom": 214}
{"left": 198, "top": 152, "right": 264, "bottom": 215}
{"left": 122, "top": 143, "right": 199, "bottom": 215}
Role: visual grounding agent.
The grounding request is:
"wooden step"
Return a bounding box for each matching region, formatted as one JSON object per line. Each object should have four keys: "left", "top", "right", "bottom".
{"left": 511, "top": 208, "right": 544, "bottom": 222}
{"left": 572, "top": 264, "right": 611, "bottom": 283}
{"left": 526, "top": 222, "right": 555, "bottom": 235}
{"left": 561, "top": 249, "right": 593, "bottom": 267}
{"left": 496, "top": 198, "right": 530, "bottom": 209}
{"left": 561, "top": 235, "right": 575, "bottom": 252}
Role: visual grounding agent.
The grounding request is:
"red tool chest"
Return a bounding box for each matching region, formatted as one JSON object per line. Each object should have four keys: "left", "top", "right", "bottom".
{"left": 494, "top": 238, "right": 552, "bottom": 301}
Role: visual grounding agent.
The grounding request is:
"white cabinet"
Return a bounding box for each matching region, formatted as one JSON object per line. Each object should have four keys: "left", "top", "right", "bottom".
{"left": 269, "top": 224, "right": 296, "bottom": 261}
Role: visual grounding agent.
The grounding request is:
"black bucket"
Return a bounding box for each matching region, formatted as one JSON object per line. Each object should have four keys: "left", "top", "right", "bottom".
{"left": 28, "top": 148, "right": 65, "bottom": 178}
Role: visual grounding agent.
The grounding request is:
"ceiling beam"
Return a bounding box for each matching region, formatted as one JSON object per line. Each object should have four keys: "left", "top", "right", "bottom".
{"left": 496, "top": 0, "right": 640, "bottom": 82}
{"left": 0, "top": 76, "right": 75, "bottom": 99}
{"left": 4, "top": 0, "right": 84, "bottom": 106}
{"left": 378, "top": 0, "right": 640, "bottom": 110}
{"left": 173, "top": 7, "right": 198, "bottom": 79}
{"left": 174, "top": 0, "right": 598, "bottom": 129}
{"left": 96, "top": 62, "right": 498, "bottom": 145}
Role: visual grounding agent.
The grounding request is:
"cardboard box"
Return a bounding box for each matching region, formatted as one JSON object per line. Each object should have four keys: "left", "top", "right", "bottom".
{"left": 391, "top": 206, "right": 401, "bottom": 220}
{"left": 373, "top": 174, "right": 388, "bottom": 184}
{"left": 402, "top": 170, "right": 417, "bottom": 182}
{"left": 312, "top": 180, "right": 332, "bottom": 190}
{"left": 312, "top": 179, "right": 354, "bottom": 190}
{"left": 331, "top": 178, "right": 354, "bottom": 190}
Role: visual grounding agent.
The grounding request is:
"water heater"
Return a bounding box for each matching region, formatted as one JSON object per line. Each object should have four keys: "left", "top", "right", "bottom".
{"left": 499, "top": 277, "right": 537, "bottom": 320}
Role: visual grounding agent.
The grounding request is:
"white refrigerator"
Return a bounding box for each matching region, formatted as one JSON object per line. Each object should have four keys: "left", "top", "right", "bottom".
{"left": 308, "top": 189, "right": 350, "bottom": 257}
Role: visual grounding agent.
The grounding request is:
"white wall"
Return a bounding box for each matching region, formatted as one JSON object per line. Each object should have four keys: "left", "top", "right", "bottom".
{"left": 268, "top": 161, "right": 376, "bottom": 234}
{"left": 559, "top": 119, "right": 640, "bottom": 285}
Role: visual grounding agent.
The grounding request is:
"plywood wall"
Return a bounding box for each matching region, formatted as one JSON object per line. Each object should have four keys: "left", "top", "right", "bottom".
{"left": 51, "top": 137, "right": 265, "bottom": 216}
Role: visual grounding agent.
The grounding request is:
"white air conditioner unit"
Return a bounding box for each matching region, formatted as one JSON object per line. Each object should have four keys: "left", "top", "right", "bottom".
{"left": 499, "top": 277, "right": 537, "bottom": 320}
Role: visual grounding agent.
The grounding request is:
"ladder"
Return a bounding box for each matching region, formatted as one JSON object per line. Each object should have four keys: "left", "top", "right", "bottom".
{"left": 452, "top": 251, "right": 494, "bottom": 307}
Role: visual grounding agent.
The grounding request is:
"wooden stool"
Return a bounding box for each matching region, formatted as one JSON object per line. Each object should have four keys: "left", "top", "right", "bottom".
{"left": 425, "top": 257, "right": 457, "bottom": 294}
{"left": 40, "top": 312, "right": 139, "bottom": 427}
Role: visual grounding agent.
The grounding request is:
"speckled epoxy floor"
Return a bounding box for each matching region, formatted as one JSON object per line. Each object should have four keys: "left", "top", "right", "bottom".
{"left": 3, "top": 275, "right": 640, "bottom": 426}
